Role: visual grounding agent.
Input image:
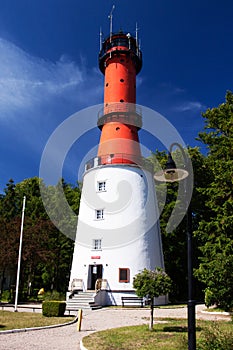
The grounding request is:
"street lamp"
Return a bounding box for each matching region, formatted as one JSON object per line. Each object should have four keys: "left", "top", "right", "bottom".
{"left": 154, "top": 143, "right": 196, "bottom": 350}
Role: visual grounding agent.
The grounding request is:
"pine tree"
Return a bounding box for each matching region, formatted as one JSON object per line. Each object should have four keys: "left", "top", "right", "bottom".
{"left": 195, "top": 91, "right": 233, "bottom": 311}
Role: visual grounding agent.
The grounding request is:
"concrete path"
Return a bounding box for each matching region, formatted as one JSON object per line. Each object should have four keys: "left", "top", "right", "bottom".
{"left": 0, "top": 305, "right": 231, "bottom": 350}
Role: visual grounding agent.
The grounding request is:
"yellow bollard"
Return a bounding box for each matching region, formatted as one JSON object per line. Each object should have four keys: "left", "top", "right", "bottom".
{"left": 77, "top": 309, "right": 83, "bottom": 331}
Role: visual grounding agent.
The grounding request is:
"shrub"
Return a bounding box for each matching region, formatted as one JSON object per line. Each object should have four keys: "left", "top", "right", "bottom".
{"left": 197, "top": 322, "right": 233, "bottom": 350}
{"left": 1, "top": 290, "right": 11, "bottom": 302}
{"left": 204, "top": 288, "right": 214, "bottom": 308}
{"left": 43, "top": 290, "right": 65, "bottom": 301}
{"left": 42, "top": 301, "right": 66, "bottom": 317}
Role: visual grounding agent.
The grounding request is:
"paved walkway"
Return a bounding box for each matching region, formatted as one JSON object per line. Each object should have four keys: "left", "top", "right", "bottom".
{"left": 0, "top": 305, "right": 231, "bottom": 350}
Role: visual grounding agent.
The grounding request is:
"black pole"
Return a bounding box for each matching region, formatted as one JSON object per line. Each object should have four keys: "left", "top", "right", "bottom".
{"left": 157, "top": 142, "right": 196, "bottom": 348}
{"left": 187, "top": 205, "right": 196, "bottom": 350}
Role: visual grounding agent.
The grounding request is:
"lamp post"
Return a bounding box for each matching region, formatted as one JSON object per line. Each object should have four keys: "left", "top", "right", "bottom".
{"left": 154, "top": 143, "right": 196, "bottom": 350}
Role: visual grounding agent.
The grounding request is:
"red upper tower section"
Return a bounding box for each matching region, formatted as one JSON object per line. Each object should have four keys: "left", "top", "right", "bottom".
{"left": 97, "top": 31, "right": 143, "bottom": 165}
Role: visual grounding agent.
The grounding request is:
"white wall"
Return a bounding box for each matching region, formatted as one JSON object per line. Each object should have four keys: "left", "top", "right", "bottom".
{"left": 69, "top": 164, "right": 164, "bottom": 300}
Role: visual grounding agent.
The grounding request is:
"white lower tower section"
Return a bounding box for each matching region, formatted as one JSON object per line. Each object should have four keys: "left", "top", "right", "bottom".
{"left": 68, "top": 162, "right": 165, "bottom": 306}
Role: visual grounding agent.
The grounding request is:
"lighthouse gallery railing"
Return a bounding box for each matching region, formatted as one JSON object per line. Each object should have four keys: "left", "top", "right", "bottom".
{"left": 85, "top": 153, "right": 154, "bottom": 173}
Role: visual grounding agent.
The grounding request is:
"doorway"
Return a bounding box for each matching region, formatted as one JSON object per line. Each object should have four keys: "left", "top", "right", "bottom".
{"left": 87, "top": 264, "right": 103, "bottom": 290}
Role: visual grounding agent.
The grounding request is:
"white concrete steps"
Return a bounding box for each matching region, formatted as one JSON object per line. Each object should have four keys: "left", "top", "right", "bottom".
{"left": 66, "top": 291, "right": 102, "bottom": 311}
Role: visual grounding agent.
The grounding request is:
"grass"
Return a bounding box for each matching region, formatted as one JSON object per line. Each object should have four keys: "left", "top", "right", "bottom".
{"left": 155, "top": 304, "right": 186, "bottom": 309}
{"left": 82, "top": 319, "right": 232, "bottom": 350}
{"left": 0, "top": 310, "right": 74, "bottom": 331}
{"left": 204, "top": 307, "right": 230, "bottom": 313}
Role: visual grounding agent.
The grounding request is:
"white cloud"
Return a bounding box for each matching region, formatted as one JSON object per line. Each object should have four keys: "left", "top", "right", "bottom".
{"left": 174, "top": 101, "right": 205, "bottom": 112}
{"left": 0, "top": 38, "right": 102, "bottom": 119}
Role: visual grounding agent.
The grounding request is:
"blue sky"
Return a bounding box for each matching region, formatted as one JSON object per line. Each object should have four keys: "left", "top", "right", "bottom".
{"left": 0, "top": 0, "right": 232, "bottom": 191}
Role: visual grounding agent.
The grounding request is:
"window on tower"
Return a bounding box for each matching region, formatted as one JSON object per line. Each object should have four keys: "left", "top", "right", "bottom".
{"left": 92, "top": 239, "right": 102, "bottom": 250}
{"left": 119, "top": 268, "right": 130, "bottom": 283}
{"left": 97, "top": 181, "right": 106, "bottom": 192}
{"left": 96, "top": 209, "right": 104, "bottom": 220}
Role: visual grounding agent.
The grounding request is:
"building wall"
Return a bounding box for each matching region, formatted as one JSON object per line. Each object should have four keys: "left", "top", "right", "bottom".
{"left": 69, "top": 164, "right": 164, "bottom": 300}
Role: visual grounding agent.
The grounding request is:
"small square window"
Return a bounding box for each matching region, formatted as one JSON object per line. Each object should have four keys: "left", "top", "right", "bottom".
{"left": 96, "top": 209, "right": 104, "bottom": 220}
{"left": 93, "top": 239, "right": 102, "bottom": 250}
{"left": 98, "top": 181, "right": 106, "bottom": 192}
{"left": 119, "top": 268, "right": 130, "bottom": 283}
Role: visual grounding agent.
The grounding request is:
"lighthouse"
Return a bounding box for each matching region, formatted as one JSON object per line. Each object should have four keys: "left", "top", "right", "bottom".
{"left": 67, "top": 28, "right": 165, "bottom": 307}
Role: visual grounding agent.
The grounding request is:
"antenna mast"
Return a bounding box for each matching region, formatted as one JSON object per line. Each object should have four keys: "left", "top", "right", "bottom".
{"left": 108, "top": 4, "right": 115, "bottom": 42}
{"left": 99, "top": 27, "right": 103, "bottom": 51}
{"left": 135, "top": 22, "right": 140, "bottom": 54}
{"left": 136, "top": 22, "right": 138, "bottom": 44}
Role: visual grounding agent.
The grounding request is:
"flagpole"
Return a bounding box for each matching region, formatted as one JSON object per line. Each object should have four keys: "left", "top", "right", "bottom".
{"left": 14, "top": 196, "right": 26, "bottom": 312}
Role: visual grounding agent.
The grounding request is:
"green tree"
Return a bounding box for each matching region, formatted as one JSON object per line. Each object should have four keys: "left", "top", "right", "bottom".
{"left": 0, "top": 177, "right": 81, "bottom": 299}
{"left": 133, "top": 267, "right": 172, "bottom": 330}
{"left": 0, "top": 216, "right": 20, "bottom": 295}
{"left": 150, "top": 148, "right": 209, "bottom": 302}
{"left": 0, "top": 179, "right": 22, "bottom": 296}
{"left": 15, "top": 177, "right": 48, "bottom": 220}
{"left": 194, "top": 91, "right": 233, "bottom": 311}
{"left": 42, "top": 179, "right": 80, "bottom": 241}
{"left": 0, "top": 179, "right": 19, "bottom": 220}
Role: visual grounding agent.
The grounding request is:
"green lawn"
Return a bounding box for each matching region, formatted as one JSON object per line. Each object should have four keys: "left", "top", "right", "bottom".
{"left": 82, "top": 319, "right": 233, "bottom": 350}
{"left": 0, "top": 310, "right": 74, "bottom": 331}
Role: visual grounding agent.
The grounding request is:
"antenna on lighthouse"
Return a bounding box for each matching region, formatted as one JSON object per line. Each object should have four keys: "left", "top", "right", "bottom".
{"left": 99, "top": 27, "right": 103, "bottom": 51}
{"left": 135, "top": 22, "right": 141, "bottom": 54}
{"left": 108, "top": 4, "right": 115, "bottom": 42}
{"left": 136, "top": 22, "right": 139, "bottom": 44}
{"left": 135, "top": 22, "right": 139, "bottom": 54}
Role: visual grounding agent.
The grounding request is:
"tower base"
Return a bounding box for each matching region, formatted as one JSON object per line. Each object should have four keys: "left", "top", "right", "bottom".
{"left": 68, "top": 163, "right": 165, "bottom": 306}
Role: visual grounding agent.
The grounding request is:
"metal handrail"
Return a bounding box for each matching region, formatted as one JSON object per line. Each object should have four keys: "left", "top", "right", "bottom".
{"left": 85, "top": 154, "right": 153, "bottom": 173}
{"left": 99, "top": 32, "right": 142, "bottom": 74}
{"left": 99, "top": 33, "right": 141, "bottom": 61}
{"left": 97, "top": 103, "right": 142, "bottom": 129}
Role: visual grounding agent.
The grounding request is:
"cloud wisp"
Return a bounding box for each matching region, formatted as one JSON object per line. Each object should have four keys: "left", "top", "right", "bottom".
{"left": 0, "top": 37, "right": 102, "bottom": 120}
{"left": 174, "top": 101, "right": 205, "bottom": 112}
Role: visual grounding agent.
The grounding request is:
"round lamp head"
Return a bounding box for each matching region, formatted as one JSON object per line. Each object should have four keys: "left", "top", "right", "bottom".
{"left": 154, "top": 152, "right": 189, "bottom": 182}
{"left": 154, "top": 168, "right": 189, "bottom": 182}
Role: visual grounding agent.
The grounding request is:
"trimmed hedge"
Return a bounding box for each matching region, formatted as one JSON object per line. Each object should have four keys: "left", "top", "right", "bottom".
{"left": 42, "top": 301, "right": 66, "bottom": 317}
